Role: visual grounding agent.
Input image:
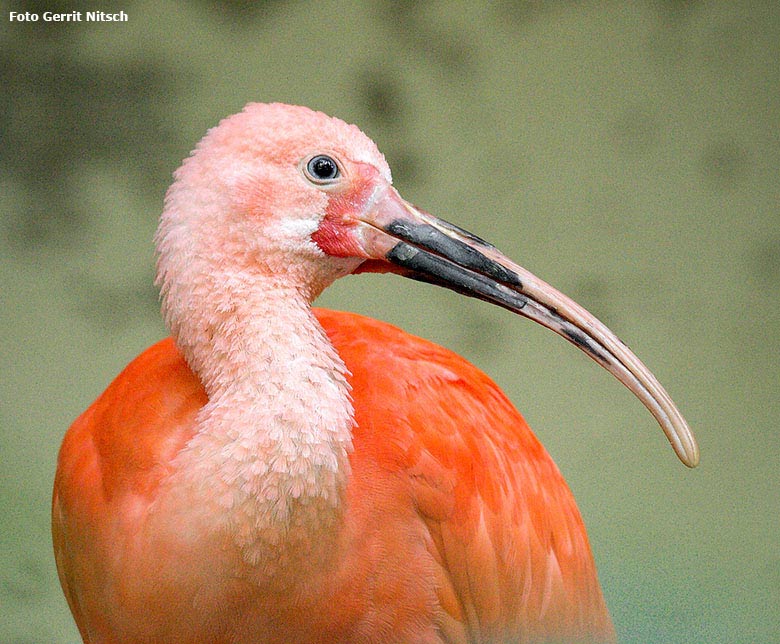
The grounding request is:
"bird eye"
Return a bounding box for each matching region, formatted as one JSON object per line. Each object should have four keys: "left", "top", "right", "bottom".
{"left": 305, "top": 155, "right": 341, "bottom": 184}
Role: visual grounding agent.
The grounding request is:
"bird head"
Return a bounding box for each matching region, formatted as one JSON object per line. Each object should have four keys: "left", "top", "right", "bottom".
{"left": 156, "top": 102, "right": 698, "bottom": 468}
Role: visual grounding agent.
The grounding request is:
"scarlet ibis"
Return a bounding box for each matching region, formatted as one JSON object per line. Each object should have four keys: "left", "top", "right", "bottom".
{"left": 53, "top": 103, "right": 698, "bottom": 644}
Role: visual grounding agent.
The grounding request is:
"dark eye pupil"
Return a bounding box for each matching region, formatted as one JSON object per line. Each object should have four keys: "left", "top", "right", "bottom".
{"left": 308, "top": 155, "right": 339, "bottom": 181}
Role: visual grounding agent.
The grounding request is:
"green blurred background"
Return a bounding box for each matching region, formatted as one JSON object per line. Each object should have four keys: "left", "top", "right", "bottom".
{"left": 1, "top": 1, "right": 778, "bottom": 642}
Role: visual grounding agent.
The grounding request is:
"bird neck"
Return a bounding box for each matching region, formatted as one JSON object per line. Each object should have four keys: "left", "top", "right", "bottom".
{"left": 168, "top": 272, "right": 354, "bottom": 566}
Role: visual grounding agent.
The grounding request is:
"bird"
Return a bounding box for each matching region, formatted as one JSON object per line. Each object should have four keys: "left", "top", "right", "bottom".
{"left": 52, "top": 102, "right": 699, "bottom": 644}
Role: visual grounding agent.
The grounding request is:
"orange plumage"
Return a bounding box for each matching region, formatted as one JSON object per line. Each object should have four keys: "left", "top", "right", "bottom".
{"left": 54, "top": 311, "right": 613, "bottom": 643}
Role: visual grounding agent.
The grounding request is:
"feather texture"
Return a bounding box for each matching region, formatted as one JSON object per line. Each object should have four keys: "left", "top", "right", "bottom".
{"left": 53, "top": 309, "right": 614, "bottom": 643}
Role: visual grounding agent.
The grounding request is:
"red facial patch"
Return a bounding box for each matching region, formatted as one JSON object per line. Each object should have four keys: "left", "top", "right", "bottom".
{"left": 311, "top": 165, "right": 377, "bottom": 258}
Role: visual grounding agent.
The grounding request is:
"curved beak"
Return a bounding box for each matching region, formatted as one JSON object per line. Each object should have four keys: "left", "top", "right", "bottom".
{"left": 355, "top": 183, "right": 699, "bottom": 468}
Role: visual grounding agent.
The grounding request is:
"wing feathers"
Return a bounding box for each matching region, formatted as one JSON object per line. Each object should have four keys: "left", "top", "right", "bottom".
{"left": 317, "top": 308, "right": 615, "bottom": 643}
